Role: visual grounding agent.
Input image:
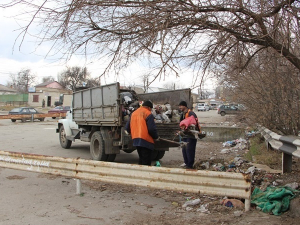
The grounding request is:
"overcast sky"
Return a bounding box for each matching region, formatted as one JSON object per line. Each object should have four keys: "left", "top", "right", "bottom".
{"left": 0, "top": 5, "right": 216, "bottom": 92}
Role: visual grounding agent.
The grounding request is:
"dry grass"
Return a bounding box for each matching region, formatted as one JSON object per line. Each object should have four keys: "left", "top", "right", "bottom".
{"left": 245, "top": 136, "right": 282, "bottom": 169}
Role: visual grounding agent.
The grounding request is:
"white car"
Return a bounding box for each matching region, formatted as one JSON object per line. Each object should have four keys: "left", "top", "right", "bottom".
{"left": 197, "top": 103, "right": 210, "bottom": 111}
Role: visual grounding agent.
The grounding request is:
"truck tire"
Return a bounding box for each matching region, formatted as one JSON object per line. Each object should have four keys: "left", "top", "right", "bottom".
{"left": 220, "top": 111, "right": 226, "bottom": 116}
{"left": 11, "top": 119, "right": 16, "bottom": 122}
{"left": 52, "top": 117, "right": 56, "bottom": 119}
{"left": 59, "top": 125, "right": 72, "bottom": 149}
{"left": 90, "top": 131, "right": 108, "bottom": 161}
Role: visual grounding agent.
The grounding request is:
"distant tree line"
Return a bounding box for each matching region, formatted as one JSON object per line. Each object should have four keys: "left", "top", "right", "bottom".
{"left": 7, "top": 66, "right": 100, "bottom": 93}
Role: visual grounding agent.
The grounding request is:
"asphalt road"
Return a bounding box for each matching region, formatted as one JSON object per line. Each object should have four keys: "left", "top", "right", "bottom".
{"left": 1, "top": 110, "right": 291, "bottom": 225}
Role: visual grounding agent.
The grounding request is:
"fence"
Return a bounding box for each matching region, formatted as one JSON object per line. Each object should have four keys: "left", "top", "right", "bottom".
{"left": 0, "top": 150, "right": 252, "bottom": 211}
{"left": 259, "top": 126, "right": 300, "bottom": 173}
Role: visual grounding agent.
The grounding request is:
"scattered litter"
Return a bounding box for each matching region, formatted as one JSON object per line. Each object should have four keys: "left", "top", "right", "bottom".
{"left": 246, "top": 130, "right": 257, "bottom": 137}
{"left": 233, "top": 210, "right": 243, "bottom": 217}
{"left": 172, "top": 202, "right": 179, "bottom": 207}
{"left": 186, "top": 207, "right": 193, "bottom": 211}
{"left": 223, "top": 141, "right": 236, "bottom": 147}
{"left": 220, "top": 149, "right": 232, "bottom": 154}
{"left": 182, "top": 198, "right": 201, "bottom": 208}
{"left": 285, "top": 182, "right": 299, "bottom": 190}
{"left": 197, "top": 204, "right": 210, "bottom": 213}
{"left": 247, "top": 166, "right": 256, "bottom": 174}
{"left": 122, "top": 200, "right": 126, "bottom": 203}
{"left": 201, "top": 162, "right": 210, "bottom": 170}
{"left": 233, "top": 157, "right": 244, "bottom": 166}
{"left": 228, "top": 162, "right": 236, "bottom": 168}
{"left": 221, "top": 199, "right": 245, "bottom": 209}
{"left": 212, "top": 163, "right": 225, "bottom": 171}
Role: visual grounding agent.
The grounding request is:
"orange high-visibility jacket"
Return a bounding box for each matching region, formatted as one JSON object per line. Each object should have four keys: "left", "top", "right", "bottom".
{"left": 126, "top": 107, "right": 158, "bottom": 150}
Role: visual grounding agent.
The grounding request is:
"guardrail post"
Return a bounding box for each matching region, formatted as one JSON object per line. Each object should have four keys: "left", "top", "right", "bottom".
{"left": 31, "top": 114, "right": 34, "bottom": 122}
{"left": 282, "top": 152, "right": 292, "bottom": 173}
{"left": 76, "top": 179, "right": 82, "bottom": 195}
{"left": 245, "top": 199, "right": 251, "bottom": 212}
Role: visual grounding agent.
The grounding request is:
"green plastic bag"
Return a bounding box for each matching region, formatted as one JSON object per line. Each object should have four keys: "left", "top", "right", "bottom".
{"left": 251, "top": 186, "right": 299, "bottom": 215}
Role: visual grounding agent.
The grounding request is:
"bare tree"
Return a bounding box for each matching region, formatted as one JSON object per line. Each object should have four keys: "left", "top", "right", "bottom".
{"left": 9, "top": 69, "right": 36, "bottom": 93}
{"left": 219, "top": 48, "right": 300, "bottom": 135}
{"left": 141, "top": 73, "right": 150, "bottom": 93}
{"left": 42, "top": 76, "right": 55, "bottom": 83}
{"left": 2, "top": 0, "right": 300, "bottom": 134}
{"left": 163, "top": 82, "right": 186, "bottom": 90}
{"left": 86, "top": 77, "right": 101, "bottom": 88}
{"left": 2, "top": 0, "right": 300, "bottom": 80}
{"left": 58, "top": 66, "right": 91, "bottom": 91}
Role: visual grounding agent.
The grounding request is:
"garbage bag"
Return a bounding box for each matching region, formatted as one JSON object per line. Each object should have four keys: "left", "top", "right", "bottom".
{"left": 251, "top": 186, "right": 299, "bottom": 215}
{"left": 180, "top": 115, "right": 197, "bottom": 129}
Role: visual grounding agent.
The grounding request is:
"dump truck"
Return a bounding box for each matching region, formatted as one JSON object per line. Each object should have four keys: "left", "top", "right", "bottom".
{"left": 56, "top": 82, "right": 192, "bottom": 162}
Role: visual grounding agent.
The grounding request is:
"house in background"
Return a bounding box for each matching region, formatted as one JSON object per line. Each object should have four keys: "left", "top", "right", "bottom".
{"left": 28, "top": 81, "right": 72, "bottom": 107}
{"left": 0, "top": 84, "right": 18, "bottom": 95}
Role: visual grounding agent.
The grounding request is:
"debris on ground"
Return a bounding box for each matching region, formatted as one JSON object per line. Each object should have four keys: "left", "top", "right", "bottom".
{"left": 285, "top": 182, "right": 299, "bottom": 190}
{"left": 221, "top": 199, "right": 245, "bottom": 209}
{"left": 182, "top": 198, "right": 201, "bottom": 208}
{"left": 251, "top": 186, "right": 300, "bottom": 215}
{"left": 197, "top": 203, "right": 210, "bottom": 213}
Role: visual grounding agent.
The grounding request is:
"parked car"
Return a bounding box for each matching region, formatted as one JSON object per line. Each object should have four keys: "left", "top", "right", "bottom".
{"left": 48, "top": 106, "right": 71, "bottom": 119}
{"left": 197, "top": 103, "right": 210, "bottom": 111}
{"left": 9, "top": 107, "right": 44, "bottom": 122}
{"left": 217, "top": 104, "right": 240, "bottom": 116}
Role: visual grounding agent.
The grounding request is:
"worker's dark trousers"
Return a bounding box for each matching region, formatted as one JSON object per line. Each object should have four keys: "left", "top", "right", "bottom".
{"left": 137, "top": 146, "right": 152, "bottom": 166}
{"left": 182, "top": 138, "right": 197, "bottom": 168}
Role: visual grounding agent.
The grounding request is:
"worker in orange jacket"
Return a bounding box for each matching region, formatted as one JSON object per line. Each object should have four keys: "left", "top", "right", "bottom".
{"left": 125, "top": 100, "right": 159, "bottom": 165}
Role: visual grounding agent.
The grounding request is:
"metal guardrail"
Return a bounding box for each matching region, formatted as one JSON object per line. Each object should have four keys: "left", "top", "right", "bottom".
{"left": 259, "top": 126, "right": 300, "bottom": 173}
{"left": 0, "top": 113, "right": 66, "bottom": 120}
{"left": 0, "top": 150, "right": 252, "bottom": 211}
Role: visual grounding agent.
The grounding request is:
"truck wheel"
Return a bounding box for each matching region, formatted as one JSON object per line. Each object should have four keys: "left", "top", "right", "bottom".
{"left": 220, "top": 112, "right": 226, "bottom": 116}
{"left": 155, "top": 151, "right": 165, "bottom": 160}
{"left": 39, "top": 118, "right": 45, "bottom": 121}
{"left": 59, "top": 125, "right": 72, "bottom": 149}
{"left": 52, "top": 117, "right": 56, "bottom": 119}
{"left": 11, "top": 119, "right": 16, "bottom": 122}
{"left": 90, "top": 131, "right": 108, "bottom": 161}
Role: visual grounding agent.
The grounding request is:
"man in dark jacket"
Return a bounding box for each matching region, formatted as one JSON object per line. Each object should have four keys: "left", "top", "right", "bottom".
{"left": 178, "top": 101, "right": 199, "bottom": 169}
{"left": 125, "top": 100, "right": 158, "bottom": 166}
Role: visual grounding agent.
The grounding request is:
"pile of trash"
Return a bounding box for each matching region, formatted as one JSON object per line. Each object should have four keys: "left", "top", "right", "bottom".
{"left": 120, "top": 91, "right": 140, "bottom": 120}
{"left": 120, "top": 92, "right": 182, "bottom": 123}
{"left": 220, "top": 138, "right": 248, "bottom": 154}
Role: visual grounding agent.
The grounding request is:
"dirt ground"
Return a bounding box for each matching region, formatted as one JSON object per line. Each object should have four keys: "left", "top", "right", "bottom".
{"left": 0, "top": 109, "right": 299, "bottom": 224}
